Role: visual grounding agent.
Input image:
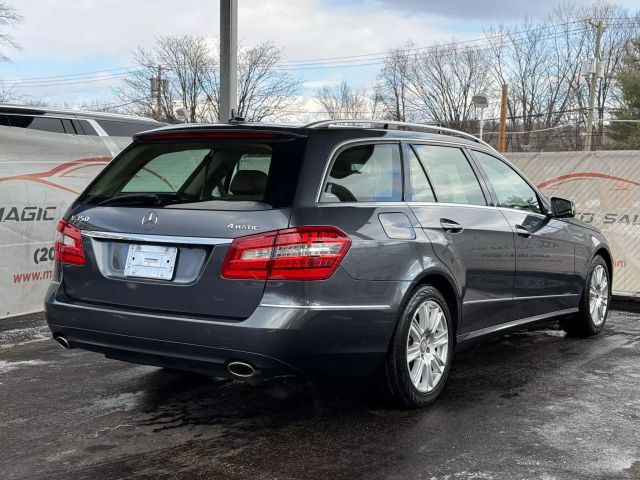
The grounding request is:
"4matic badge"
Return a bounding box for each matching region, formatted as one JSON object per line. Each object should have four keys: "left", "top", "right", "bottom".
{"left": 227, "top": 223, "right": 259, "bottom": 231}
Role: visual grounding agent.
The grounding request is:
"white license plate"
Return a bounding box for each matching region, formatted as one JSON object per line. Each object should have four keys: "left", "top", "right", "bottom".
{"left": 124, "top": 244, "right": 177, "bottom": 280}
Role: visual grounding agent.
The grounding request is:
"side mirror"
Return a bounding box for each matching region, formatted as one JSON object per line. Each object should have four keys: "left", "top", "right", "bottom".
{"left": 550, "top": 197, "right": 575, "bottom": 218}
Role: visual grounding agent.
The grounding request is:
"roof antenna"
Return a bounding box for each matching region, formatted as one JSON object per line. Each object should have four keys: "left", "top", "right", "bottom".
{"left": 228, "top": 108, "right": 245, "bottom": 123}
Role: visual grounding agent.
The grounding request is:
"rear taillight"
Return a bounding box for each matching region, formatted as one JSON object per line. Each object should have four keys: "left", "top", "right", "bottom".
{"left": 54, "top": 220, "right": 85, "bottom": 265}
{"left": 221, "top": 226, "right": 351, "bottom": 281}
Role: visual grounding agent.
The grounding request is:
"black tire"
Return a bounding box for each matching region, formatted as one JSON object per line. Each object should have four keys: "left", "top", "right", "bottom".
{"left": 560, "top": 255, "right": 610, "bottom": 337}
{"left": 383, "top": 285, "right": 454, "bottom": 408}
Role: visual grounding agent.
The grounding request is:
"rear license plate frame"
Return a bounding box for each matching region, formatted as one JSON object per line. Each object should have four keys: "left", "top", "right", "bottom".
{"left": 124, "top": 244, "right": 178, "bottom": 280}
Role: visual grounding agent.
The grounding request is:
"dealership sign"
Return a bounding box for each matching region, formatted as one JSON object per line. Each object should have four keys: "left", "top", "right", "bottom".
{"left": 510, "top": 150, "right": 640, "bottom": 296}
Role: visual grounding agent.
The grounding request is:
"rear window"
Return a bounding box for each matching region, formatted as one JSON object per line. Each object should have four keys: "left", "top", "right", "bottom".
{"left": 78, "top": 140, "right": 305, "bottom": 209}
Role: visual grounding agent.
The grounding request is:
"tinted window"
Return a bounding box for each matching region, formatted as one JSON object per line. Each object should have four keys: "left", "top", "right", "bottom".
{"left": 98, "top": 119, "right": 156, "bottom": 137}
{"left": 0, "top": 114, "right": 9, "bottom": 127}
{"left": 321, "top": 143, "right": 402, "bottom": 203}
{"left": 7, "top": 115, "right": 66, "bottom": 134}
{"left": 76, "top": 120, "right": 99, "bottom": 136}
{"left": 473, "top": 151, "right": 543, "bottom": 215}
{"left": 122, "top": 149, "right": 210, "bottom": 193}
{"left": 61, "top": 119, "right": 77, "bottom": 134}
{"left": 413, "top": 145, "right": 485, "bottom": 206}
{"left": 406, "top": 146, "right": 435, "bottom": 202}
{"left": 79, "top": 140, "right": 305, "bottom": 209}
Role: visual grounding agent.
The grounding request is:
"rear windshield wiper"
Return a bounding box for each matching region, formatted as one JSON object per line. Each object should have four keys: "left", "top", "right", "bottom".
{"left": 96, "top": 193, "right": 164, "bottom": 207}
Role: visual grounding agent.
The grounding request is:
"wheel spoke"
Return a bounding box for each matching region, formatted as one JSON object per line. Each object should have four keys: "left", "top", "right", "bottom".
{"left": 409, "top": 322, "right": 422, "bottom": 343}
{"left": 600, "top": 277, "right": 608, "bottom": 294}
{"left": 424, "top": 359, "right": 433, "bottom": 389}
{"left": 410, "top": 359, "right": 425, "bottom": 385}
{"left": 407, "top": 344, "right": 421, "bottom": 363}
{"left": 432, "top": 354, "right": 444, "bottom": 374}
{"left": 595, "top": 266, "right": 603, "bottom": 284}
{"left": 416, "top": 305, "right": 428, "bottom": 333}
{"left": 431, "top": 331, "right": 448, "bottom": 348}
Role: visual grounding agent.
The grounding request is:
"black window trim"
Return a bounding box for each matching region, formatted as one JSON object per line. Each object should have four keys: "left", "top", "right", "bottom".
{"left": 316, "top": 139, "right": 405, "bottom": 205}
{"left": 401, "top": 142, "right": 437, "bottom": 203}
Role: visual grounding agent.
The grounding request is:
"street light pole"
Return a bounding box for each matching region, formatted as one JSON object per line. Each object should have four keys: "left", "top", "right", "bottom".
{"left": 584, "top": 20, "right": 604, "bottom": 152}
{"left": 472, "top": 93, "right": 489, "bottom": 142}
{"left": 219, "top": 0, "right": 238, "bottom": 123}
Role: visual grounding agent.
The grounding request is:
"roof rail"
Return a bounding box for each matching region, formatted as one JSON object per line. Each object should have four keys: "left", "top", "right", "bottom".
{"left": 305, "top": 119, "right": 496, "bottom": 151}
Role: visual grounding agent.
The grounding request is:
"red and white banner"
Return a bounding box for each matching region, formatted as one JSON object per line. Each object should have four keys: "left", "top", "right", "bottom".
{"left": 510, "top": 150, "right": 640, "bottom": 296}
{"left": 0, "top": 126, "right": 126, "bottom": 318}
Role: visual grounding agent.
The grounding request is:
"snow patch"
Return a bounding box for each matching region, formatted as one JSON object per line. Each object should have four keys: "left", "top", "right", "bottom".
{"left": 0, "top": 360, "right": 51, "bottom": 374}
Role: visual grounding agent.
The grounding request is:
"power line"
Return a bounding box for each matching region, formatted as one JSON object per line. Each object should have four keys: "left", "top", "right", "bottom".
{"left": 5, "top": 16, "right": 638, "bottom": 85}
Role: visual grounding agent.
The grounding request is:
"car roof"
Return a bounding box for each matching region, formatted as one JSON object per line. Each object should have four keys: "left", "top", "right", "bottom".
{"left": 134, "top": 121, "right": 488, "bottom": 149}
{"left": 0, "top": 103, "right": 162, "bottom": 125}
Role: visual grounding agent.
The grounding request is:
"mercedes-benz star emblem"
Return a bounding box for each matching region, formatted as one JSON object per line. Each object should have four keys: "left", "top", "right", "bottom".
{"left": 141, "top": 211, "right": 158, "bottom": 230}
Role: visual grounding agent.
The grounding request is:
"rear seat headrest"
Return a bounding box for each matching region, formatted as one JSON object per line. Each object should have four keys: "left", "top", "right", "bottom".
{"left": 229, "top": 170, "right": 268, "bottom": 196}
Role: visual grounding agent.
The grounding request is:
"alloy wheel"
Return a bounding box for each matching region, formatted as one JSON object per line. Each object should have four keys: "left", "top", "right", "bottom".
{"left": 406, "top": 300, "right": 449, "bottom": 393}
{"left": 589, "top": 264, "right": 609, "bottom": 326}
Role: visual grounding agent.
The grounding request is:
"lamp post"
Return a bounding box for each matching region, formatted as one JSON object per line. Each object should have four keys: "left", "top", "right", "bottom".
{"left": 472, "top": 94, "right": 489, "bottom": 140}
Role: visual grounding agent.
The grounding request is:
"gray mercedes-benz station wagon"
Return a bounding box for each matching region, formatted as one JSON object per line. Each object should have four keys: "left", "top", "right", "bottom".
{"left": 45, "top": 120, "right": 612, "bottom": 407}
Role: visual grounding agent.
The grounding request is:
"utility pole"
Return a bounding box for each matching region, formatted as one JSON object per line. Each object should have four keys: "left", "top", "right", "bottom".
{"left": 498, "top": 84, "right": 508, "bottom": 153}
{"left": 584, "top": 20, "right": 603, "bottom": 152}
{"left": 156, "top": 65, "right": 163, "bottom": 121}
{"left": 219, "top": 0, "right": 238, "bottom": 123}
{"left": 150, "top": 65, "right": 165, "bottom": 121}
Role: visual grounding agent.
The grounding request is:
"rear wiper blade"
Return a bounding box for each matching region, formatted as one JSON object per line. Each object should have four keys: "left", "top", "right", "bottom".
{"left": 97, "top": 193, "right": 164, "bottom": 207}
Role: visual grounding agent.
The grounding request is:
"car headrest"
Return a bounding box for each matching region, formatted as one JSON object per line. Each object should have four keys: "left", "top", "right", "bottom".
{"left": 229, "top": 170, "right": 268, "bottom": 196}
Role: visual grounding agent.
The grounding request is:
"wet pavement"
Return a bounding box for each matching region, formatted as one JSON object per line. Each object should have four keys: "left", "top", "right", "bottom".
{"left": 1, "top": 310, "right": 639, "bottom": 480}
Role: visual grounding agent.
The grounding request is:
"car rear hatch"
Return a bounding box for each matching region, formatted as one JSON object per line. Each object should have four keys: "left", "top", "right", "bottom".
{"left": 58, "top": 128, "right": 307, "bottom": 320}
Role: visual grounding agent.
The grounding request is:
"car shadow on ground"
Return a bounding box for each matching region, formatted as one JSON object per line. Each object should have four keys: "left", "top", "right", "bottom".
{"left": 131, "top": 322, "right": 580, "bottom": 431}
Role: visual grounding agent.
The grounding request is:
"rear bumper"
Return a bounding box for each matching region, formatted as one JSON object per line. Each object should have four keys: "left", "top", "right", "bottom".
{"left": 44, "top": 281, "right": 406, "bottom": 377}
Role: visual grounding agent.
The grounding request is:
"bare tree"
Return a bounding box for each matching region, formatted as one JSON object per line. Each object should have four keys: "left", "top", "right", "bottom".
{"left": 376, "top": 44, "right": 413, "bottom": 121}
{"left": 0, "top": 85, "right": 17, "bottom": 102}
{"left": 236, "top": 42, "right": 300, "bottom": 122}
{"left": 314, "top": 81, "right": 372, "bottom": 119}
{"left": 115, "top": 35, "right": 217, "bottom": 122}
{"left": 574, "top": 3, "right": 640, "bottom": 148}
{"left": 116, "top": 37, "right": 299, "bottom": 123}
{"left": 406, "top": 41, "right": 494, "bottom": 131}
{"left": 485, "top": 12, "right": 591, "bottom": 150}
{"left": 0, "top": 1, "right": 20, "bottom": 62}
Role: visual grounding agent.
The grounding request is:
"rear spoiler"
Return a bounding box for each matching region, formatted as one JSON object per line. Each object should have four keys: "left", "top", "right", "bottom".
{"left": 134, "top": 128, "right": 307, "bottom": 142}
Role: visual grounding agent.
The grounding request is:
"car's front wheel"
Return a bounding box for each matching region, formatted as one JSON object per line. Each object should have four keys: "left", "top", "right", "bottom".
{"left": 383, "top": 285, "right": 453, "bottom": 408}
{"left": 560, "top": 255, "right": 610, "bottom": 336}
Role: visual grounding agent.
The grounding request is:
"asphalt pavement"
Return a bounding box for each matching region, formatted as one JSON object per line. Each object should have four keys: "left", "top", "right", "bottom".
{"left": 1, "top": 309, "right": 639, "bottom": 480}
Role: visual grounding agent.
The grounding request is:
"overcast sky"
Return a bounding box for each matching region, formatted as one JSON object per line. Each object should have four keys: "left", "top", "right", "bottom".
{"left": 0, "top": 0, "right": 639, "bottom": 109}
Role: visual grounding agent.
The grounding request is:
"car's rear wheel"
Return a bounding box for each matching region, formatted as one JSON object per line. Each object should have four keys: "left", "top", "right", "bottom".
{"left": 560, "top": 255, "right": 610, "bottom": 337}
{"left": 383, "top": 285, "right": 453, "bottom": 408}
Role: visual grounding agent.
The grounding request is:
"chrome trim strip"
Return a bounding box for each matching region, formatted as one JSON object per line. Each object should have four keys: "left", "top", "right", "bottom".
{"left": 260, "top": 303, "right": 391, "bottom": 311}
{"left": 514, "top": 293, "right": 580, "bottom": 301}
{"left": 458, "top": 307, "right": 579, "bottom": 341}
{"left": 407, "top": 201, "right": 495, "bottom": 210}
{"left": 464, "top": 297, "right": 512, "bottom": 305}
{"left": 464, "top": 293, "right": 580, "bottom": 305}
{"left": 82, "top": 230, "right": 232, "bottom": 246}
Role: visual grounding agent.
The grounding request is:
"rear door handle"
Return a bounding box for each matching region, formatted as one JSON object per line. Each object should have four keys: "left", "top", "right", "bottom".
{"left": 515, "top": 225, "right": 531, "bottom": 238}
{"left": 440, "top": 219, "right": 463, "bottom": 233}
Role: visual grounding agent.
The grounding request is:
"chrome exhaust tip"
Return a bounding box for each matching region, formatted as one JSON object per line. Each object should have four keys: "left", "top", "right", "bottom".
{"left": 227, "top": 361, "right": 256, "bottom": 378}
{"left": 54, "top": 335, "right": 71, "bottom": 350}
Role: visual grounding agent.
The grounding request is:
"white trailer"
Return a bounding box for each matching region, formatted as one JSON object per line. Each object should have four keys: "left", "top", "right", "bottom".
{"left": 0, "top": 105, "right": 162, "bottom": 318}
